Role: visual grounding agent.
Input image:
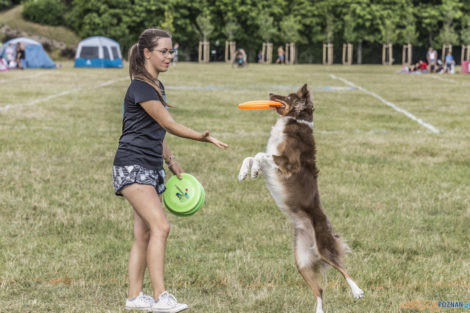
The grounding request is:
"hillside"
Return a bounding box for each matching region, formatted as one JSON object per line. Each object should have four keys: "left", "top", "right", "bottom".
{"left": 0, "top": 5, "right": 79, "bottom": 58}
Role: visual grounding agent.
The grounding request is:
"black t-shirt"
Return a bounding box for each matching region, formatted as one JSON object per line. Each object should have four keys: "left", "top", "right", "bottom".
{"left": 113, "top": 80, "right": 167, "bottom": 170}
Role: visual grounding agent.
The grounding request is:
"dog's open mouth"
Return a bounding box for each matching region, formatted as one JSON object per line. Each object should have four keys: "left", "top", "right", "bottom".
{"left": 269, "top": 95, "right": 289, "bottom": 114}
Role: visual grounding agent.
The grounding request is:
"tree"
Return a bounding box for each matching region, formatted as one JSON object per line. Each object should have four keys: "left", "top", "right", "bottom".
{"left": 436, "top": 0, "right": 462, "bottom": 47}
{"left": 196, "top": 10, "right": 214, "bottom": 42}
{"left": 223, "top": 16, "right": 239, "bottom": 42}
{"left": 462, "top": 16, "right": 470, "bottom": 46}
{"left": 160, "top": 11, "right": 175, "bottom": 35}
{"left": 257, "top": 11, "right": 277, "bottom": 43}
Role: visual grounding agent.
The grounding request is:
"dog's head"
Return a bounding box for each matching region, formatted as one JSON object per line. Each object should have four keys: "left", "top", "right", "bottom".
{"left": 269, "top": 84, "right": 314, "bottom": 122}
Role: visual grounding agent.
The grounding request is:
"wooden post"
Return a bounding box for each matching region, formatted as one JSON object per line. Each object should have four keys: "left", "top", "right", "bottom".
{"left": 442, "top": 45, "right": 452, "bottom": 62}
{"left": 199, "top": 41, "right": 210, "bottom": 63}
{"left": 285, "top": 43, "right": 296, "bottom": 64}
{"left": 230, "top": 42, "right": 236, "bottom": 63}
{"left": 402, "top": 44, "right": 412, "bottom": 66}
{"left": 462, "top": 45, "right": 470, "bottom": 63}
{"left": 198, "top": 41, "right": 202, "bottom": 63}
{"left": 323, "top": 43, "right": 333, "bottom": 65}
{"left": 342, "top": 43, "right": 352, "bottom": 65}
{"left": 225, "top": 41, "right": 236, "bottom": 63}
{"left": 261, "top": 42, "right": 273, "bottom": 64}
{"left": 382, "top": 43, "right": 393, "bottom": 65}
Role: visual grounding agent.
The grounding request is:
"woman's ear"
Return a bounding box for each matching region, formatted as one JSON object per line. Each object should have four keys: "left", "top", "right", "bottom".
{"left": 143, "top": 47, "right": 151, "bottom": 60}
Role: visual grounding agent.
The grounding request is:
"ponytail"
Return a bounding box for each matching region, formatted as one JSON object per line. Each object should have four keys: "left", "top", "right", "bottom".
{"left": 128, "top": 43, "right": 143, "bottom": 81}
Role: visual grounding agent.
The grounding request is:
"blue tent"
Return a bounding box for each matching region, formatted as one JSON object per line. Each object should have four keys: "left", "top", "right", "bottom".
{"left": 0, "top": 37, "right": 56, "bottom": 69}
{"left": 74, "top": 36, "right": 123, "bottom": 68}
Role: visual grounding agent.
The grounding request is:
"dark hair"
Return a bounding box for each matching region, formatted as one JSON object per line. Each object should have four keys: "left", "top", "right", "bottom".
{"left": 129, "top": 28, "right": 171, "bottom": 105}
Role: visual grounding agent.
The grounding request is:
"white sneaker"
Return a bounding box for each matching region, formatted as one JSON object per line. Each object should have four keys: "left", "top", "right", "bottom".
{"left": 151, "top": 291, "right": 188, "bottom": 313}
{"left": 125, "top": 292, "right": 154, "bottom": 311}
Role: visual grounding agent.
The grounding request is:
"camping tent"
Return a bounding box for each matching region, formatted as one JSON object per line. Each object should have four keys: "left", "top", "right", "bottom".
{"left": 74, "top": 36, "right": 123, "bottom": 68}
{"left": 0, "top": 37, "right": 56, "bottom": 69}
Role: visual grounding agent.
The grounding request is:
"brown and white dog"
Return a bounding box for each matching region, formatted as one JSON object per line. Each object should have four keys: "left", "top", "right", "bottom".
{"left": 238, "top": 84, "right": 363, "bottom": 313}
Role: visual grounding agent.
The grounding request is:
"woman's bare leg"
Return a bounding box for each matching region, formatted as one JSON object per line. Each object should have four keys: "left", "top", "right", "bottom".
{"left": 127, "top": 208, "right": 150, "bottom": 298}
{"left": 122, "top": 184, "right": 170, "bottom": 299}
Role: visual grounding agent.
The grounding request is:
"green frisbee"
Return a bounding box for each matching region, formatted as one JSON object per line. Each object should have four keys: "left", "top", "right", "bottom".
{"left": 163, "top": 173, "right": 205, "bottom": 217}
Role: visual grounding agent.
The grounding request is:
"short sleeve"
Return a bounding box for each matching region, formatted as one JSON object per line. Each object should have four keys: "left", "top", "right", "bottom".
{"left": 133, "top": 80, "right": 160, "bottom": 104}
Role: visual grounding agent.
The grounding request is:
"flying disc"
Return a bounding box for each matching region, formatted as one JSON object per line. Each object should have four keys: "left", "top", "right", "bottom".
{"left": 238, "top": 100, "right": 282, "bottom": 110}
{"left": 163, "top": 173, "right": 205, "bottom": 217}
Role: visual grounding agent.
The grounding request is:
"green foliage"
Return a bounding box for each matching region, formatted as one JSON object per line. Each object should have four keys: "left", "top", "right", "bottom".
{"left": 0, "top": 0, "right": 12, "bottom": 10}
{"left": 380, "top": 19, "right": 397, "bottom": 44}
{"left": 22, "top": 0, "right": 65, "bottom": 26}
{"left": 16, "top": 0, "right": 470, "bottom": 61}
{"left": 257, "top": 11, "right": 277, "bottom": 43}
{"left": 280, "top": 15, "right": 301, "bottom": 43}
{"left": 160, "top": 11, "right": 175, "bottom": 35}
{"left": 400, "top": 9, "right": 418, "bottom": 45}
{"left": 461, "top": 16, "right": 470, "bottom": 45}
{"left": 436, "top": 0, "right": 462, "bottom": 46}
{"left": 223, "top": 15, "right": 239, "bottom": 41}
{"left": 343, "top": 12, "right": 356, "bottom": 43}
{"left": 196, "top": 9, "right": 214, "bottom": 41}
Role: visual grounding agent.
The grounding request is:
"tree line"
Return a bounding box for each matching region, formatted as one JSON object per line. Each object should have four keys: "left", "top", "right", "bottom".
{"left": 5, "top": 0, "right": 470, "bottom": 63}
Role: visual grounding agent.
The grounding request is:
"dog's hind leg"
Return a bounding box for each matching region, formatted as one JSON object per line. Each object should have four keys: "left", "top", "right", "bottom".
{"left": 320, "top": 256, "right": 364, "bottom": 299}
{"left": 238, "top": 157, "right": 254, "bottom": 181}
{"left": 294, "top": 226, "right": 325, "bottom": 313}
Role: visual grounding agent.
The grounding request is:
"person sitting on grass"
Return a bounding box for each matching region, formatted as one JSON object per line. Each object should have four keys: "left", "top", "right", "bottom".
{"left": 418, "top": 60, "right": 428, "bottom": 73}
{"left": 0, "top": 56, "right": 8, "bottom": 72}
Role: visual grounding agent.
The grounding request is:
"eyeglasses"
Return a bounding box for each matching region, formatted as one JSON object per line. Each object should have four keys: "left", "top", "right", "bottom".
{"left": 153, "top": 49, "right": 176, "bottom": 57}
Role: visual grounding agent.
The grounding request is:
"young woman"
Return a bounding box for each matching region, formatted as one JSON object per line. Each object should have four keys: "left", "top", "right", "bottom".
{"left": 113, "top": 28, "right": 228, "bottom": 312}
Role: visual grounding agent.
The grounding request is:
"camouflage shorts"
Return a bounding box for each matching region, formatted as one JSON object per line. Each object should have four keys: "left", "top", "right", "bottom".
{"left": 112, "top": 165, "right": 166, "bottom": 196}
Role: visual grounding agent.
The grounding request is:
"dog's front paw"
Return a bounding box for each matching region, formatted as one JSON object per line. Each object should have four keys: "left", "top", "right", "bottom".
{"left": 238, "top": 157, "right": 253, "bottom": 181}
{"left": 238, "top": 170, "right": 248, "bottom": 181}
{"left": 250, "top": 163, "right": 260, "bottom": 179}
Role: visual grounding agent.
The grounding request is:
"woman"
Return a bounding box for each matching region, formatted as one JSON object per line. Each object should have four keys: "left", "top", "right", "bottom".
{"left": 113, "top": 28, "right": 228, "bottom": 312}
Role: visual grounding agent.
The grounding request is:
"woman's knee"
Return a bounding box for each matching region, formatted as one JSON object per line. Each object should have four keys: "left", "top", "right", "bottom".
{"left": 150, "top": 220, "right": 170, "bottom": 239}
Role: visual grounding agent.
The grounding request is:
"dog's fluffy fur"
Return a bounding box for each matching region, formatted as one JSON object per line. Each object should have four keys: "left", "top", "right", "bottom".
{"left": 238, "top": 84, "right": 363, "bottom": 313}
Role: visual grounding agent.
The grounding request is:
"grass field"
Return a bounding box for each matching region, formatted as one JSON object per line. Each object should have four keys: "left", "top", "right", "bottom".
{"left": 1, "top": 63, "right": 469, "bottom": 313}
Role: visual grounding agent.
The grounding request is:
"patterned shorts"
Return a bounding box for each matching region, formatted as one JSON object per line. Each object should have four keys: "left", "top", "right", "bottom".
{"left": 112, "top": 165, "right": 166, "bottom": 196}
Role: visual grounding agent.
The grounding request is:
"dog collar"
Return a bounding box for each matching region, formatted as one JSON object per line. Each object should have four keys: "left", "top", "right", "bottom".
{"left": 287, "top": 117, "right": 313, "bottom": 129}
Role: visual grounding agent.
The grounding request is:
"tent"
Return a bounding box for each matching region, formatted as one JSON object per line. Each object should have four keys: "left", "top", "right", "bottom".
{"left": 74, "top": 36, "right": 123, "bottom": 68}
{"left": 0, "top": 37, "right": 56, "bottom": 69}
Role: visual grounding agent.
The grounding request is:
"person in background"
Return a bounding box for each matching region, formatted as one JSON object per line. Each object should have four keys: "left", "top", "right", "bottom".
{"left": 15, "top": 42, "right": 25, "bottom": 69}
{"left": 444, "top": 51, "right": 455, "bottom": 74}
{"left": 426, "top": 47, "right": 437, "bottom": 73}
{"left": 276, "top": 45, "right": 285, "bottom": 64}
{"left": 172, "top": 43, "right": 179, "bottom": 68}
{"left": 5, "top": 43, "right": 14, "bottom": 67}
{"left": 418, "top": 60, "right": 428, "bottom": 73}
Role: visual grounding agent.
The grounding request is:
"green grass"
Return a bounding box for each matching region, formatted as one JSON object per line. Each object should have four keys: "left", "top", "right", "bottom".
{"left": 1, "top": 63, "right": 469, "bottom": 313}
{"left": 0, "top": 5, "right": 79, "bottom": 47}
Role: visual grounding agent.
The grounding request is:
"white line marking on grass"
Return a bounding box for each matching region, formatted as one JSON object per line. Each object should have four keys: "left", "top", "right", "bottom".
{"left": 0, "top": 71, "right": 50, "bottom": 84}
{"left": 330, "top": 74, "right": 440, "bottom": 134}
{"left": 428, "top": 75, "right": 458, "bottom": 83}
{"left": 0, "top": 77, "right": 128, "bottom": 112}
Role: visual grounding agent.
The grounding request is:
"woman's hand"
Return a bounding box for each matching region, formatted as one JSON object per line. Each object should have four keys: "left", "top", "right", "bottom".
{"left": 169, "top": 162, "right": 184, "bottom": 179}
{"left": 201, "top": 131, "right": 229, "bottom": 149}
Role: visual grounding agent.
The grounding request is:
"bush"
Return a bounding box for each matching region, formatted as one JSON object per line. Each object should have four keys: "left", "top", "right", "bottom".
{"left": 0, "top": 0, "right": 12, "bottom": 10}
{"left": 22, "top": 0, "right": 65, "bottom": 26}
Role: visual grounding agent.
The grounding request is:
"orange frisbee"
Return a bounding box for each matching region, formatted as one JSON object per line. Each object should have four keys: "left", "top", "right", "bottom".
{"left": 238, "top": 100, "right": 282, "bottom": 110}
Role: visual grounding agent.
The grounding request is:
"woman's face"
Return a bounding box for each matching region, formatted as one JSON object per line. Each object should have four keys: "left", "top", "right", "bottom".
{"left": 146, "top": 37, "right": 173, "bottom": 73}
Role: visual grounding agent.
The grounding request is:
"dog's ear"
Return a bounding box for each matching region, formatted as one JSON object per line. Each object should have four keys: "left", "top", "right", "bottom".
{"left": 296, "top": 84, "right": 309, "bottom": 98}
